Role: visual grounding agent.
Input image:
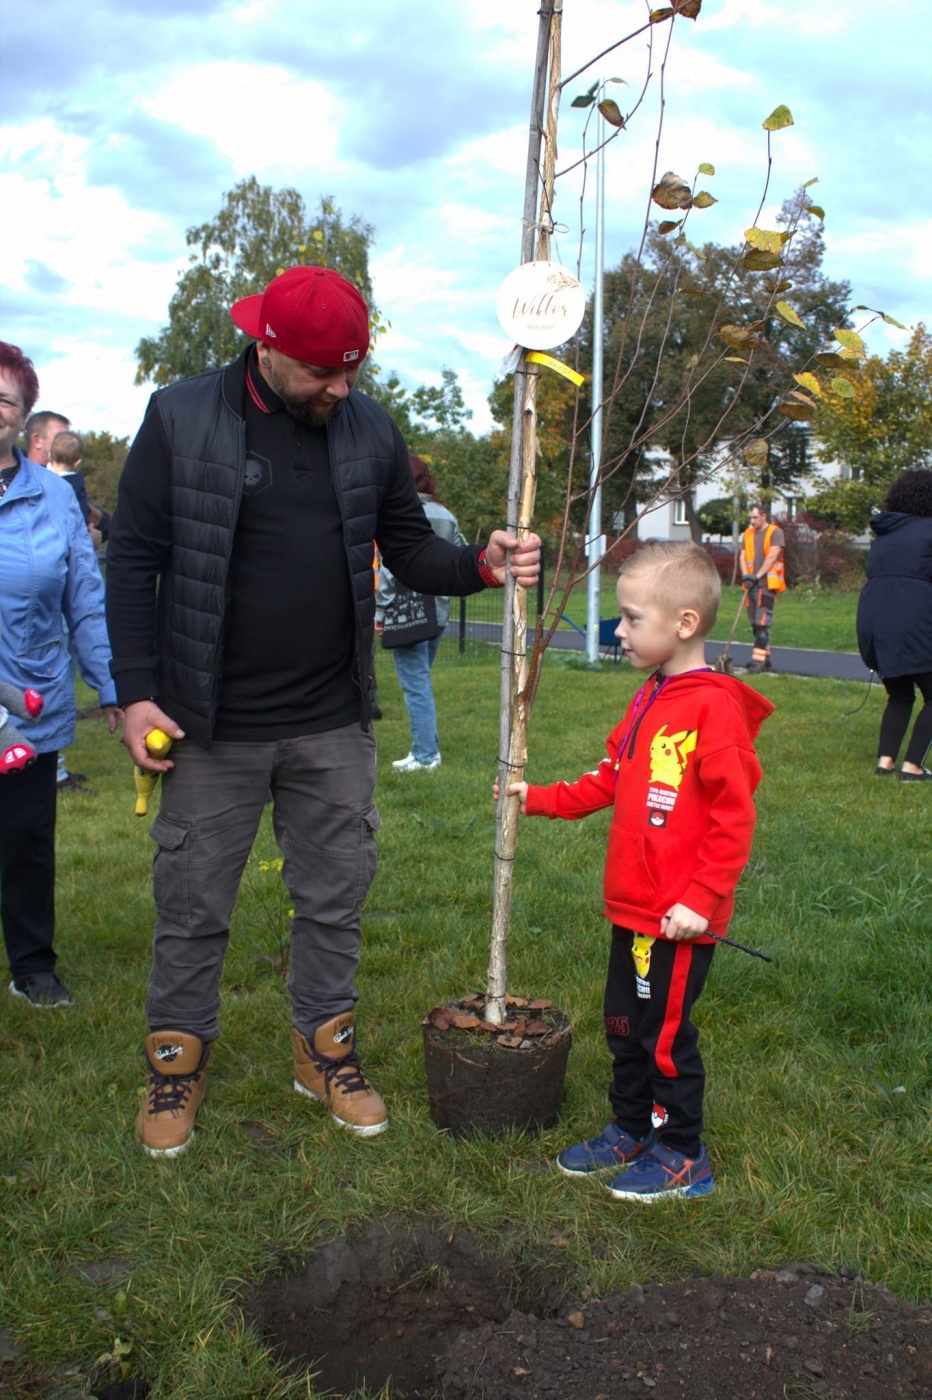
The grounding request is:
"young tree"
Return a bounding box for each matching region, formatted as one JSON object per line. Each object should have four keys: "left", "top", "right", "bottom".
{"left": 135, "top": 179, "right": 377, "bottom": 387}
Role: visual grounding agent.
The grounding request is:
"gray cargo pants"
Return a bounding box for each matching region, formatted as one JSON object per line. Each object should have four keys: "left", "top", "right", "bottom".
{"left": 145, "top": 724, "right": 379, "bottom": 1043}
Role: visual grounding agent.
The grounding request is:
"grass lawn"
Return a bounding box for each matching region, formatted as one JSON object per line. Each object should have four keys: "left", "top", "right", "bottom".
{"left": 1, "top": 660, "right": 929, "bottom": 1397}
{"left": 556, "top": 578, "right": 860, "bottom": 653}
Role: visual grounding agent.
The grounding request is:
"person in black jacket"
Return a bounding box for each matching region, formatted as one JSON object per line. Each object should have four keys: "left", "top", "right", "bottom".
{"left": 106, "top": 265, "right": 541, "bottom": 1159}
{"left": 856, "top": 469, "right": 932, "bottom": 781}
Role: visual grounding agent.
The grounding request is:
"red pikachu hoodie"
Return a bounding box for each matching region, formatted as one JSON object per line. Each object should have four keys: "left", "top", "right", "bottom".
{"left": 524, "top": 670, "right": 774, "bottom": 940}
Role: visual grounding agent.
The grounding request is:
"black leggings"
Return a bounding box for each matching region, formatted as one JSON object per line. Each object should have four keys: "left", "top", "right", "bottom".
{"left": 878, "top": 672, "right": 932, "bottom": 767}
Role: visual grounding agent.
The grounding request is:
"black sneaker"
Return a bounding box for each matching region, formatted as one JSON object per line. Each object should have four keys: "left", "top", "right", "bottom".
{"left": 57, "top": 775, "right": 97, "bottom": 794}
{"left": 9, "top": 972, "right": 74, "bottom": 1008}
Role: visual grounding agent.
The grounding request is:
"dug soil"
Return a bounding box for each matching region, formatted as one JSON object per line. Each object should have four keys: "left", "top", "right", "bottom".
{"left": 244, "top": 1219, "right": 931, "bottom": 1400}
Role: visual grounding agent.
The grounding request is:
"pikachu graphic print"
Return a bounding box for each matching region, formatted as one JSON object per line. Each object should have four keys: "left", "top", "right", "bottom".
{"left": 646, "top": 724, "right": 697, "bottom": 828}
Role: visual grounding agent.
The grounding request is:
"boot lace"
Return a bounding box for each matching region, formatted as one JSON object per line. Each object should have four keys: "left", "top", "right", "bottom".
{"left": 148, "top": 1064, "right": 204, "bottom": 1113}
{"left": 314, "top": 1050, "right": 372, "bottom": 1096}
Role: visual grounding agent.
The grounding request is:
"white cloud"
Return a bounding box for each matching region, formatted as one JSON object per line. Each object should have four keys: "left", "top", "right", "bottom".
{"left": 139, "top": 62, "right": 340, "bottom": 177}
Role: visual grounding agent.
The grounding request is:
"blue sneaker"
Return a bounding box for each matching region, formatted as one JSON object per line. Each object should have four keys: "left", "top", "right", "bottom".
{"left": 606, "top": 1142, "right": 715, "bottom": 1201}
{"left": 556, "top": 1122, "right": 655, "bottom": 1177}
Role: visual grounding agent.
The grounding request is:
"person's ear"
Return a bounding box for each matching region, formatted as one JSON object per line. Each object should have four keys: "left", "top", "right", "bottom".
{"left": 256, "top": 340, "right": 272, "bottom": 368}
{"left": 677, "top": 607, "right": 700, "bottom": 640}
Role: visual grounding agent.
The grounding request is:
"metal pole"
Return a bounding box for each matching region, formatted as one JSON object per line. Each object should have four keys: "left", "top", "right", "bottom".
{"left": 586, "top": 96, "right": 606, "bottom": 663}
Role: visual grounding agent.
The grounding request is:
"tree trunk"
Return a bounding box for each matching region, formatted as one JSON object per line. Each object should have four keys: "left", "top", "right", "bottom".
{"left": 487, "top": 0, "right": 562, "bottom": 1025}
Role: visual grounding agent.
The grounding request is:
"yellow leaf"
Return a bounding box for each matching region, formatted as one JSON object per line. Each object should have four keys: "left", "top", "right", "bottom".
{"left": 828, "top": 376, "right": 856, "bottom": 398}
{"left": 763, "top": 104, "right": 794, "bottom": 132}
{"left": 805, "top": 204, "right": 825, "bottom": 220}
{"left": 793, "top": 372, "right": 822, "bottom": 398}
{"left": 649, "top": 6, "right": 674, "bottom": 20}
{"left": 775, "top": 301, "right": 805, "bottom": 329}
{"left": 698, "top": 162, "right": 715, "bottom": 175}
{"left": 692, "top": 191, "right": 717, "bottom": 209}
{"left": 744, "top": 438, "right": 770, "bottom": 468}
{"left": 744, "top": 228, "right": 789, "bottom": 254}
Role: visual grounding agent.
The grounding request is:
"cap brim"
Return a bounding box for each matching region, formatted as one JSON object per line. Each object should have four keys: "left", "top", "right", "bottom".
{"left": 230, "top": 293, "right": 263, "bottom": 339}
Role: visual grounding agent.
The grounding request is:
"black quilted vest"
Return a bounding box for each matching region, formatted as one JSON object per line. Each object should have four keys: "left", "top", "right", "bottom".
{"left": 153, "top": 360, "right": 394, "bottom": 746}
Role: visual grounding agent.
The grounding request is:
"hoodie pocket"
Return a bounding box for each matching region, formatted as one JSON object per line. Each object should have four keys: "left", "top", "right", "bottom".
{"left": 605, "top": 826, "right": 658, "bottom": 907}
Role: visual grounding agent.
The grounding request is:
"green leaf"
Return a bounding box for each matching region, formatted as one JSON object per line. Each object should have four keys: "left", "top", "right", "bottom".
{"left": 854, "top": 305, "right": 908, "bottom": 330}
{"left": 650, "top": 7, "right": 674, "bottom": 21}
{"left": 692, "top": 191, "right": 717, "bottom": 209}
{"left": 803, "top": 177, "right": 820, "bottom": 189}
{"left": 834, "top": 328, "right": 867, "bottom": 358}
{"left": 698, "top": 162, "right": 715, "bottom": 176}
{"left": 741, "top": 249, "right": 784, "bottom": 272}
{"left": 572, "top": 94, "right": 596, "bottom": 108}
{"left": 598, "top": 99, "right": 625, "bottom": 127}
{"left": 763, "top": 104, "right": 794, "bottom": 131}
{"left": 805, "top": 204, "right": 825, "bottom": 220}
{"left": 657, "top": 219, "right": 682, "bottom": 235}
{"left": 829, "top": 376, "right": 856, "bottom": 397}
{"left": 775, "top": 300, "right": 805, "bottom": 329}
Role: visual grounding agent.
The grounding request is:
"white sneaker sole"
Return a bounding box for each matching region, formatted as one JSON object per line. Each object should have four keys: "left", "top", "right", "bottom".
{"left": 140, "top": 1131, "right": 194, "bottom": 1160}
{"left": 9, "top": 980, "right": 71, "bottom": 1008}
{"left": 294, "top": 1079, "right": 389, "bottom": 1136}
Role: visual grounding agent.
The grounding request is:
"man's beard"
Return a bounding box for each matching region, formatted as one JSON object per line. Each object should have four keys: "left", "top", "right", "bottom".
{"left": 265, "top": 361, "right": 341, "bottom": 426}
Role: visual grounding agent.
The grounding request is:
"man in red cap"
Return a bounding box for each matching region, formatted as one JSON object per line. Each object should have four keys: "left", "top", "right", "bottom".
{"left": 106, "top": 265, "right": 540, "bottom": 1159}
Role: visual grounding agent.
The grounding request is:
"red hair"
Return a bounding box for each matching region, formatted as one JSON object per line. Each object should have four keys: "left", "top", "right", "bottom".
{"left": 0, "top": 342, "right": 40, "bottom": 416}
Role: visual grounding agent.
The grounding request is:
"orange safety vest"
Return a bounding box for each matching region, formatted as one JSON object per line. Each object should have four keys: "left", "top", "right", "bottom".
{"left": 742, "top": 523, "right": 785, "bottom": 593}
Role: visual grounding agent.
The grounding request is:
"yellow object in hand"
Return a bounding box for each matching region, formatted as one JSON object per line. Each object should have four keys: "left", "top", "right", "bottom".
{"left": 133, "top": 728, "right": 175, "bottom": 816}
{"left": 145, "top": 728, "right": 173, "bottom": 759}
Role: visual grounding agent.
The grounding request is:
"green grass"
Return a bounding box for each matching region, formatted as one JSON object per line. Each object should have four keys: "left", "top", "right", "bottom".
{"left": 1, "top": 661, "right": 929, "bottom": 1396}
{"left": 556, "top": 578, "right": 859, "bottom": 652}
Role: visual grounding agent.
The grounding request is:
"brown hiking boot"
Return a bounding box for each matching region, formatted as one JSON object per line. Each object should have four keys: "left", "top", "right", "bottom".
{"left": 137, "top": 1031, "right": 211, "bottom": 1159}
{"left": 292, "top": 1014, "right": 388, "bottom": 1137}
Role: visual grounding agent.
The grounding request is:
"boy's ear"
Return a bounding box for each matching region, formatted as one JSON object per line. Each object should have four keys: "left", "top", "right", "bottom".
{"left": 677, "top": 606, "right": 701, "bottom": 639}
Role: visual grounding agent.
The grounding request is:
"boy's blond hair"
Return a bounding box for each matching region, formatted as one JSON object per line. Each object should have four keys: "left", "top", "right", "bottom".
{"left": 618, "top": 542, "right": 721, "bottom": 635}
{"left": 49, "top": 430, "right": 84, "bottom": 470}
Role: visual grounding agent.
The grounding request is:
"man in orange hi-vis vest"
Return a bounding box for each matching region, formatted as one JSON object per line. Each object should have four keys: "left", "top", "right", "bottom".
{"left": 739, "top": 502, "right": 785, "bottom": 674}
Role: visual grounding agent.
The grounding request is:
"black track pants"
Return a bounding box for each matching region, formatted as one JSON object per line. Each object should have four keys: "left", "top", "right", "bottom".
{"left": 604, "top": 925, "right": 715, "bottom": 1157}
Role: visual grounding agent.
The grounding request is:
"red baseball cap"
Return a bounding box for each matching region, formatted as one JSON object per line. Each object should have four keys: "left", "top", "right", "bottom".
{"left": 230, "top": 265, "right": 370, "bottom": 368}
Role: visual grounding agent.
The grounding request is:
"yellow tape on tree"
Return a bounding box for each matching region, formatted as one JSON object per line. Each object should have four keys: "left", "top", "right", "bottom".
{"left": 525, "top": 351, "right": 586, "bottom": 387}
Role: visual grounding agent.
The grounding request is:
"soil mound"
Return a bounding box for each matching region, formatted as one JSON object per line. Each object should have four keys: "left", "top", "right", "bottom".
{"left": 243, "top": 1221, "right": 931, "bottom": 1399}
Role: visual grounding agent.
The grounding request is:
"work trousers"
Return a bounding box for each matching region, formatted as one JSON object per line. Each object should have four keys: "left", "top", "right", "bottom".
{"left": 878, "top": 671, "right": 932, "bottom": 768}
{"left": 604, "top": 925, "right": 715, "bottom": 1157}
{"left": 748, "top": 587, "right": 776, "bottom": 660}
{"left": 146, "top": 724, "right": 379, "bottom": 1043}
{"left": 0, "top": 751, "right": 58, "bottom": 981}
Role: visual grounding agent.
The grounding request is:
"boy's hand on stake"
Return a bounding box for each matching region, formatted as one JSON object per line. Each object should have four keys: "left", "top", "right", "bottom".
{"left": 493, "top": 778, "right": 528, "bottom": 813}
{"left": 660, "top": 903, "right": 708, "bottom": 941}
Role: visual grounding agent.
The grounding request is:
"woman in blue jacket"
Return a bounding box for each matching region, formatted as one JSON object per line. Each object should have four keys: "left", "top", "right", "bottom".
{"left": 856, "top": 469, "right": 932, "bottom": 781}
{"left": 0, "top": 343, "right": 121, "bottom": 1007}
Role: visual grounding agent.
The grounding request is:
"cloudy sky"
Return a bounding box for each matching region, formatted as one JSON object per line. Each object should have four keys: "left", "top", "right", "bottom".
{"left": 4, "top": 0, "right": 930, "bottom": 440}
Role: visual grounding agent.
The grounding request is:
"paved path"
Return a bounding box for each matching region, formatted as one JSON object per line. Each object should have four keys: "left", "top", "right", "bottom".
{"left": 445, "top": 619, "right": 871, "bottom": 682}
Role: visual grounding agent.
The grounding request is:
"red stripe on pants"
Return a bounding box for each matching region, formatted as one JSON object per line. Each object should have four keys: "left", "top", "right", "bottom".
{"left": 655, "top": 942, "right": 692, "bottom": 1077}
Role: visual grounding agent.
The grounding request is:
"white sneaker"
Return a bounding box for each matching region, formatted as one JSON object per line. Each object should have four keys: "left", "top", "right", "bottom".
{"left": 392, "top": 753, "right": 441, "bottom": 772}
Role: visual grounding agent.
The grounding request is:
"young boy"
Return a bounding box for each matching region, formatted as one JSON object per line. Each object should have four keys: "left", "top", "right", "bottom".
{"left": 503, "top": 542, "right": 773, "bottom": 1200}
{"left": 47, "top": 430, "right": 92, "bottom": 525}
